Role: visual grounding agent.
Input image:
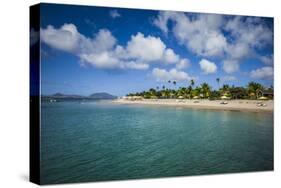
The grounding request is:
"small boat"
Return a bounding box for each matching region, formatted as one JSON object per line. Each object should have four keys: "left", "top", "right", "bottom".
{"left": 257, "top": 103, "right": 267, "bottom": 107}
{"left": 49, "top": 99, "right": 56, "bottom": 103}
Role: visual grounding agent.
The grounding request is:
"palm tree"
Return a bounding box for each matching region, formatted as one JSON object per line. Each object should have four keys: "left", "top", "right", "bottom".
{"left": 177, "top": 87, "right": 186, "bottom": 98}
{"left": 229, "top": 87, "right": 246, "bottom": 99}
{"left": 191, "top": 87, "right": 200, "bottom": 98}
{"left": 247, "top": 82, "right": 264, "bottom": 99}
{"left": 126, "top": 80, "right": 271, "bottom": 101}
{"left": 173, "top": 81, "right": 177, "bottom": 90}
{"left": 221, "top": 84, "right": 230, "bottom": 95}
{"left": 222, "top": 84, "right": 229, "bottom": 91}
{"left": 186, "top": 86, "right": 192, "bottom": 99}
{"left": 149, "top": 88, "right": 157, "bottom": 96}
{"left": 216, "top": 78, "right": 220, "bottom": 90}
{"left": 165, "top": 89, "right": 170, "bottom": 99}
{"left": 201, "top": 82, "right": 211, "bottom": 98}
{"left": 161, "top": 90, "right": 166, "bottom": 98}
{"left": 168, "top": 80, "right": 171, "bottom": 90}
{"left": 190, "top": 79, "right": 195, "bottom": 88}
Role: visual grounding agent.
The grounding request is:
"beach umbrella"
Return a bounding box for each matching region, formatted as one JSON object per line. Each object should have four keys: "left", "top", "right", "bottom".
{"left": 221, "top": 96, "right": 230, "bottom": 100}
{"left": 249, "top": 92, "right": 255, "bottom": 96}
{"left": 258, "top": 96, "right": 268, "bottom": 100}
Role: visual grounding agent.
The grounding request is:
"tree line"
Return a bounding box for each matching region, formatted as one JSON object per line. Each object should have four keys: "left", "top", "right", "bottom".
{"left": 126, "top": 79, "right": 274, "bottom": 100}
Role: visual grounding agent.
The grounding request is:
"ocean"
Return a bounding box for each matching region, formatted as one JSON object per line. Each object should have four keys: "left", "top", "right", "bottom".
{"left": 40, "top": 100, "right": 273, "bottom": 184}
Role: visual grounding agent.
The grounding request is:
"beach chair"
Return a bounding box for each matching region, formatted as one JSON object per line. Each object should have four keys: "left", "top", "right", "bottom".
{"left": 220, "top": 101, "right": 228, "bottom": 105}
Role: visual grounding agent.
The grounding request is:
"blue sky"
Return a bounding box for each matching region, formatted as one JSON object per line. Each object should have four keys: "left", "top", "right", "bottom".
{"left": 38, "top": 3, "right": 273, "bottom": 96}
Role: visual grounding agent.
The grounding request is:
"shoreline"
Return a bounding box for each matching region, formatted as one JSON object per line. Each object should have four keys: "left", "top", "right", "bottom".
{"left": 113, "top": 99, "right": 274, "bottom": 113}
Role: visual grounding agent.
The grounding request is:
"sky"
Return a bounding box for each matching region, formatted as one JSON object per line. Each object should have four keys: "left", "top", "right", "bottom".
{"left": 36, "top": 3, "right": 274, "bottom": 96}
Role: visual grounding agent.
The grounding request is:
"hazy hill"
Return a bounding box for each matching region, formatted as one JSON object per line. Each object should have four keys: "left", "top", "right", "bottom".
{"left": 89, "top": 92, "right": 117, "bottom": 99}
{"left": 43, "top": 92, "right": 117, "bottom": 100}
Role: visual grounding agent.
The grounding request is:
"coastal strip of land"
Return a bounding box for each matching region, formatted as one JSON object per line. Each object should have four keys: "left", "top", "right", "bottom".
{"left": 113, "top": 99, "right": 273, "bottom": 112}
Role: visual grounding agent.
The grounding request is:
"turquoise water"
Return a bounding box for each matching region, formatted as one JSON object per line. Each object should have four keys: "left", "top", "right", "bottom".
{"left": 40, "top": 101, "right": 273, "bottom": 184}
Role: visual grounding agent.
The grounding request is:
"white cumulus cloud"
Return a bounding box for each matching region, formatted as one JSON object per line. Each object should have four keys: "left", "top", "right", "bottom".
{"left": 109, "top": 10, "right": 121, "bottom": 18}
{"left": 259, "top": 55, "right": 273, "bottom": 65}
{"left": 41, "top": 23, "right": 188, "bottom": 71}
{"left": 126, "top": 32, "right": 166, "bottom": 62}
{"left": 41, "top": 24, "right": 82, "bottom": 53}
{"left": 152, "top": 68, "right": 193, "bottom": 82}
{"left": 176, "top": 58, "right": 191, "bottom": 70}
{"left": 154, "top": 11, "right": 273, "bottom": 74}
{"left": 41, "top": 24, "right": 117, "bottom": 54}
{"left": 223, "top": 59, "right": 240, "bottom": 74}
{"left": 225, "top": 16, "right": 272, "bottom": 50}
{"left": 124, "top": 61, "right": 149, "bottom": 70}
{"left": 199, "top": 59, "right": 217, "bottom": 74}
{"left": 163, "top": 48, "right": 180, "bottom": 63}
{"left": 154, "top": 12, "right": 227, "bottom": 57}
{"left": 250, "top": 66, "right": 273, "bottom": 80}
{"left": 79, "top": 52, "right": 120, "bottom": 69}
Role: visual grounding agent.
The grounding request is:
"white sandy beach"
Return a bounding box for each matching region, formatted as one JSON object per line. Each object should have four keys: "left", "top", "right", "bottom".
{"left": 113, "top": 99, "right": 273, "bottom": 112}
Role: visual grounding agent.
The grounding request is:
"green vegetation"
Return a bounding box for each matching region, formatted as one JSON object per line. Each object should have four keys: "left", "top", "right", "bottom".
{"left": 126, "top": 79, "right": 274, "bottom": 100}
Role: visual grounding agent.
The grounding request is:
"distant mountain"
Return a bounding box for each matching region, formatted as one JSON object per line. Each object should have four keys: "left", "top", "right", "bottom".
{"left": 89, "top": 92, "right": 117, "bottom": 99}
{"left": 42, "top": 92, "right": 117, "bottom": 100}
{"left": 52, "top": 92, "right": 64, "bottom": 97}
{"left": 51, "top": 93, "right": 84, "bottom": 98}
